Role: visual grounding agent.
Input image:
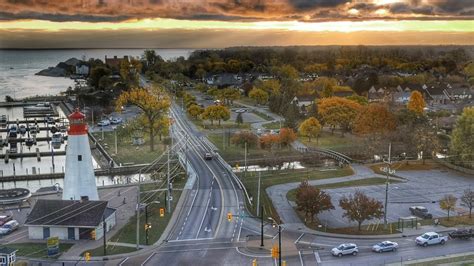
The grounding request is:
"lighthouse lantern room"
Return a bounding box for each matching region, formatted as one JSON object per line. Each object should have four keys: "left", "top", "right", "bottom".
{"left": 62, "top": 109, "right": 99, "bottom": 201}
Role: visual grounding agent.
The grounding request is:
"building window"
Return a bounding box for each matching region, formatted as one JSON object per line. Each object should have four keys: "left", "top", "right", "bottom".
{"left": 0, "top": 256, "right": 6, "bottom": 264}
{"left": 43, "top": 227, "right": 50, "bottom": 239}
{"left": 78, "top": 155, "right": 82, "bottom": 161}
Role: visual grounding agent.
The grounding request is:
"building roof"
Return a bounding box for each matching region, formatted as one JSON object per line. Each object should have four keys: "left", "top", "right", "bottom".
{"left": 0, "top": 247, "right": 17, "bottom": 255}
{"left": 25, "top": 200, "right": 111, "bottom": 227}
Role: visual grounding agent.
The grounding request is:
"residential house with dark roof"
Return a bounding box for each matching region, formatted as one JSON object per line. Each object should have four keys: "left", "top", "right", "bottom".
{"left": 205, "top": 73, "right": 242, "bottom": 88}
{"left": 0, "top": 247, "right": 17, "bottom": 265}
{"left": 25, "top": 199, "right": 116, "bottom": 241}
{"left": 105, "top": 55, "right": 129, "bottom": 71}
{"left": 291, "top": 95, "right": 317, "bottom": 113}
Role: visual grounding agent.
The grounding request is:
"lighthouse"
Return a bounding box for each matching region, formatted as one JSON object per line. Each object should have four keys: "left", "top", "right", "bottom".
{"left": 62, "top": 109, "right": 99, "bottom": 201}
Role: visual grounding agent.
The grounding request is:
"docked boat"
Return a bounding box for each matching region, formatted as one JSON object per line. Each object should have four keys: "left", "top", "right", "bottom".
{"left": 0, "top": 188, "right": 31, "bottom": 205}
{"left": 52, "top": 132, "right": 64, "bottom": 144}
{"left": 24, "top": 102, "right": 52, "bottom": 112}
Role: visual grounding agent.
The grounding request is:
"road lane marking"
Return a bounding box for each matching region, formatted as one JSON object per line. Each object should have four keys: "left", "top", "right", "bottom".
{"left": 295, "top": 233, "right": 305, "bottom": 244}
{"left": 118, "top": 257, "right": 129, "bottom": 266}
{"left": 196, "top": 181, "right": 214, "bottom": 238}
{"left": 298, "top": 251, "right": 304, "bottom": 266}
{"left": 314, "top": 251, "right": 322, "bottom": 264}
{"left": 140, "top": 252, "right": 156, "bottom": 266}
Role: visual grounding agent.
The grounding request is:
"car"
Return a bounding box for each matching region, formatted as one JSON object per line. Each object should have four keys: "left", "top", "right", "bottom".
{"left": 331, "top": 243, "right": 358, "bottom": 257}
{"left": 416, "top": 232, "right": 448, "bottom": 247}
{"left": 19, "top": 125, "right": 27, "bottom": 134}
{"left": 372, "top": 241, "right": 398, "bottom": 253}
{"left": 204, "top": 152, "right": 213, "bottom": 160}
{"left": 97, "top": 119, "right": 110, "bottom": 127}
{"left": 110, "top": 117, "right": 123, "bottom": 124}
{"left": 46, "top": 116, "right": 56, "bottom": 124}
{"left": 0, "top": 215, "right": 12, "bottom": 226}
{"left": 0, "top": 220, "right": 19, "bottom": 235}
{"left": 409, "top": 206, "right": 433, "bottom": 219}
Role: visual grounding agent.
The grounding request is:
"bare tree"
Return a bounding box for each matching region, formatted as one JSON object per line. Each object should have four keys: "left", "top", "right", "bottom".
{"left": 460, "top": 189, "right": 474, "bottom": 218}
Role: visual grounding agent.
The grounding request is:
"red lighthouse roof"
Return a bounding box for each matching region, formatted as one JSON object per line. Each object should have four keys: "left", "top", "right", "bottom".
{"left": 69, "top": 110, "right": 86, "bottom": 120}
{"left": 68, "top": 108, "right": 88, "bottom": 135}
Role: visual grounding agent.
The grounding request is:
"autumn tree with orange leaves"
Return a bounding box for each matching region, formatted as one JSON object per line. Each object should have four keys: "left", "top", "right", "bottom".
{"left": 318, "top": 97, "right": 361, "bottom": 135}
{"left": 353, "top": 104, "right": 397, "bottom": 136}
{"left": 116, "top": 87, "right": 170, "bottom": 151}
{"left": 407, "top": 90, "right": 426, "bottom": 114}
{"left": 279, "top": 128, "right": 297, "bottom": 148}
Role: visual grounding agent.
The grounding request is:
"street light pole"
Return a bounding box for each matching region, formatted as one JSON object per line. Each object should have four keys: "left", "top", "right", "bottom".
{"left": 384, "top": 143, "right": 392, "bottom": 229}
{"left": 244, "top": 141, "right": 248, "bottom": 177}
{"left": 136, "top": 170, "right": 141, "bottom": 250}
{"left": 260, "top": 205, "right": 264, "bottom": 247}
{"left": 167, "top": 146, "right": 171, "bottom": 213}
{"left": 278, "top": 225, "right": 282, "bottom": 266}
{"left": 114, "top": 127, "right": 118, "bottom": 155}
{"left": 145, "top": 204, "right": 149, "bottom": 245}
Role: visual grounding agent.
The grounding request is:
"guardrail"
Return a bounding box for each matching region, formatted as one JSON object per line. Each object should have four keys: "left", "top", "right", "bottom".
{"left": 306, "top": 147, "right": 353, "bottom": 165}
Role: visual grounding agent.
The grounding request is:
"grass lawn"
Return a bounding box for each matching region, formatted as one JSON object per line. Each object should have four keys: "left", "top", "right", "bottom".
{"left": 299, "top": 131, "right": 362, "bottom": 153}
{"left": 251, "top": 110, "right": 273, "bottom": 121}
{"left": 406, "top": 254, "right": 474, "bottom": 266}
{"left": 438, "top": 215, "right": 474, "bottom": 227}
{"left": 286, "top": 177, "right": 391, "bottom": 202}
{"left": 238, "top": 167, "right": 354, "bottom": 223}
{"left": 262, "top": 122, "right": 281, "bottom": 130}
{"left": 92, "top": 129, "right": 168, "bottom": 165}
{"left": 85, "top": 245, "right": 138, "bottom": 257}
{"left": 207, "top": 133, "right": 300, "bottom": 163}
{"left": 3, "top": 243, "right": 74, "bottom": 258}
{"left": 85, "top": 170, "right": 187, "bottom": 256}
{"left": 370, "top": 160, "right": 444, "bottom": 173}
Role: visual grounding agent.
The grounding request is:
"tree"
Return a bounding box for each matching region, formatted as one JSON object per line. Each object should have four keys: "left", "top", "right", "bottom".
{"left": 187, "top": 104, "right": 203, "bottom": 119}
{"left": 218, "top": 88, "right": 240, "bottom": 105}
{"left": 201, "top": 105, "right": 230, "bottom": 125}
{"left": 231, "top": 131, "right": 258, "bottom": 148}
{"left": 414, "top": 125, "right": 440, "bottom": 163}
{"left": 353, "top": 104, "right": 397, "bottom": 136}
{"left": 116, "top": 87, "right": 170, "bottom": 151}
{"left": 120, "top": 58, "right": 142, "bottom": 86}
{"left": 347, "top": 95, "right": 368, "bottom": 105}
{"left": 255, "top": 79, "right": 281, "bottom": 94}
{"left": 295, "top": 180, "right": 334, "bottom": 223}
{"left": 235, "top": 112, "right": 244, "bottom": 125}
{"left": 460, "top": 188, "right": 474, "bottom": 218}
{"left": 318, "top": 97, "right": 361, "bottom": 135}
{"left": 249, "top": 88, "right": 269, "bottom": 105}
{"left": 299, "top": 117, "right": 321, "bottom": 142}
{"left": 439, "top": 194, "right": 457, "bottom": 221}
{"left": 339, "top": 190, "right": 384, "bottom": 231}
{"left": 451, "top": 107, "right": 474, "bottom": 163}
{"left": 89, "top": 66, "right": 111, "bottom": 89}
{"left": 407, "top": 91, "right": 426, "bottom": 114}
{"left": 279, "top": 128, "right": 297, "bottom": 148}
{"left": 259, "top": 134, "right": 280, "bottom": 150}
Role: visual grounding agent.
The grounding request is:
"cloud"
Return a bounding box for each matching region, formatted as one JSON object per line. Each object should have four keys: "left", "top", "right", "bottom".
{"left": 0, "top": 0, "right": 473, "bottom": 23}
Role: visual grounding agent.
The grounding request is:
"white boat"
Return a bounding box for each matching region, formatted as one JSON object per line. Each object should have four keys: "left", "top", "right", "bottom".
{"left": 51, "top": 132, "right": 64, "bottom": 144}
{"left": 24, "top": 102, "right": 52, "bottom": 111}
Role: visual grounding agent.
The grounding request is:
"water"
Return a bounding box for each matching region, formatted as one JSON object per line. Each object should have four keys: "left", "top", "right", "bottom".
{"left": 0, "top": 48, "right": 194, "bottom": 100}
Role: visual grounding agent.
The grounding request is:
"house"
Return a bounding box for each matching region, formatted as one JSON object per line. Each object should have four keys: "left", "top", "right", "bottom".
{"left": 75, "top": 63, "right": 90, "bottom": 76}
{"left": 25, "top": 199, "right": 116, "bottom": 241}
{"left": 291, "top": 95, "right": 317, "bottom": 109}
{"left": 422, "top": 84, "right": 450, "bottom": 105}
{"left": 205, "top": 73, "right": 242, "bottom": 88}
{"left": 0, "top": 247, "right": 17, "bottom": 266}
{"left": 105, "top": 55, "right": 129, "bottom": 70}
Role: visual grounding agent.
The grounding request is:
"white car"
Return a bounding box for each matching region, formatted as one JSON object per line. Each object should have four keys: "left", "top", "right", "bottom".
{"left": 416, "top": 232, "right": 448, "bottom": 247}
{"left": 97, "top": 119, "right": 110, "bottom": 126}
{"left": 0, "top": 220, "right": 19, "bottom": 235}
{"left": 110, "top": 117, "right": 123, "bottom": 124}
{"left": 372, "top": 241, "right": 399, "bottom": 253}
{"left": 331, "top": 243, "right": 358, "bottom": 257}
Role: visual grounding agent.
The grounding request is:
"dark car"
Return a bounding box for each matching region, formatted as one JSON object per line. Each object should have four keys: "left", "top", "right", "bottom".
{"left": 409, "top": 206, "right": 433, "bottom": 219}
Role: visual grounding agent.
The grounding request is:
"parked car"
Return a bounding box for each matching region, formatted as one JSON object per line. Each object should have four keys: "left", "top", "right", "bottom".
{"left": 0, "top": 220, "right": 19, "bottom": 235}
{"left": 448, "top": 229, "right": 473, "bottom": 240}
{"left": 409, "top": 206, "right": 433, "bottom": 219}
{"left": 46, "top": 116, "right": 56, "bottom": 124}
{"left": 416, "top": 232, "right": 448, "bottom": 247}
{"left": 97, "top": 119, "right": 110, "bottom": 127}
{"left": 372, "top": 241, "right": 398, "bottom": 253}
{"left": 331, "top": 243, "right": 358, "bottom": 257}
{"left": 110, "top": 117, "right": 123, "bottom": 124}
{"left": 19, "top": 125, "right": 27, "bottom": 135}
{"left": 0, "top": 215, "right": 12, "bottom": 226}
{"left": 204, "top": 152, "right": 213, "bottom": 160}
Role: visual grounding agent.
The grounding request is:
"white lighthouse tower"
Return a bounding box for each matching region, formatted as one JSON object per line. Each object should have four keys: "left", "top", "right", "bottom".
{"left": 62, "top": 109, "right": 99, "bottom": 201}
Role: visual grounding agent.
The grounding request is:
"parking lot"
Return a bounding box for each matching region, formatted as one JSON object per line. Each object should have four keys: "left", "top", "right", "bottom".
{"left": 318, "top": 168, "right": 474, "bottom": 228}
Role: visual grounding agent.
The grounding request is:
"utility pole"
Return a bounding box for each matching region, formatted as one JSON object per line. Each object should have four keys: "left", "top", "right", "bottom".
{"left": 103, "top": 216, "right": 107, "bottom": 256}
{"left": 244, "top": 142, "right": 248, "bottom": 177}
{"left": 222, "top": 125, "right": 225, "bottom": 150}
{"left": 260, "top": 205, "right": 264, "bottom": 247}
{"left": 114, "top": 127, "right": 118, "bottom": 155}
{"left": 167, "top": 146, "right": 171, "bottom": 213}
{"left": 257, "top": 172, "right": 261, "bottom": 216}
{"left": 384, "top": 143, "right": 392, "bottom": 229}
{"left": 278, "top": 225, "right": 282, "bottom": 266}
{"left": 145, "top": 204, "right": 149, "bottom": 245}
{"left": 136, "top": 170, "right": 141, "bottom": 250}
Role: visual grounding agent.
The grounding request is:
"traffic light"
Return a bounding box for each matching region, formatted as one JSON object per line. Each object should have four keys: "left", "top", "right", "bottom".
{"left": 271, "top": 246, "right": 279, "bottom": 259}
{"left": 227, "top": 212, "right": 233, "bottom": 222}
{"left": 160, "top": 208, "right": 165, "bottom": 217}
{"left": 90, "top": 230, "right": 96, "bottom": 240}
{"left": 252, "top": 259, "right": 257, "bottom": 266}
{"left": 84, "top": 252, "right": 91, "bottom": 262}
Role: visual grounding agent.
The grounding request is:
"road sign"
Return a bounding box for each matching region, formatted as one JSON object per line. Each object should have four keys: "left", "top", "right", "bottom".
{"left": 47, "top": 236, "right": 59, "bottom": 257}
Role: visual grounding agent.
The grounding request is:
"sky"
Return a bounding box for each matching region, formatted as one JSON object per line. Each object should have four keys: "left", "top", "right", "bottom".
{"left": 0, "top": 0, "right": 473, "bottom": 48}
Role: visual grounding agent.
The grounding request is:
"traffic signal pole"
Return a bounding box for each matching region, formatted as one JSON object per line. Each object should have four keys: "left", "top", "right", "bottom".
{"left": 260, "top": 205, "right": 264, "bottom": 247}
